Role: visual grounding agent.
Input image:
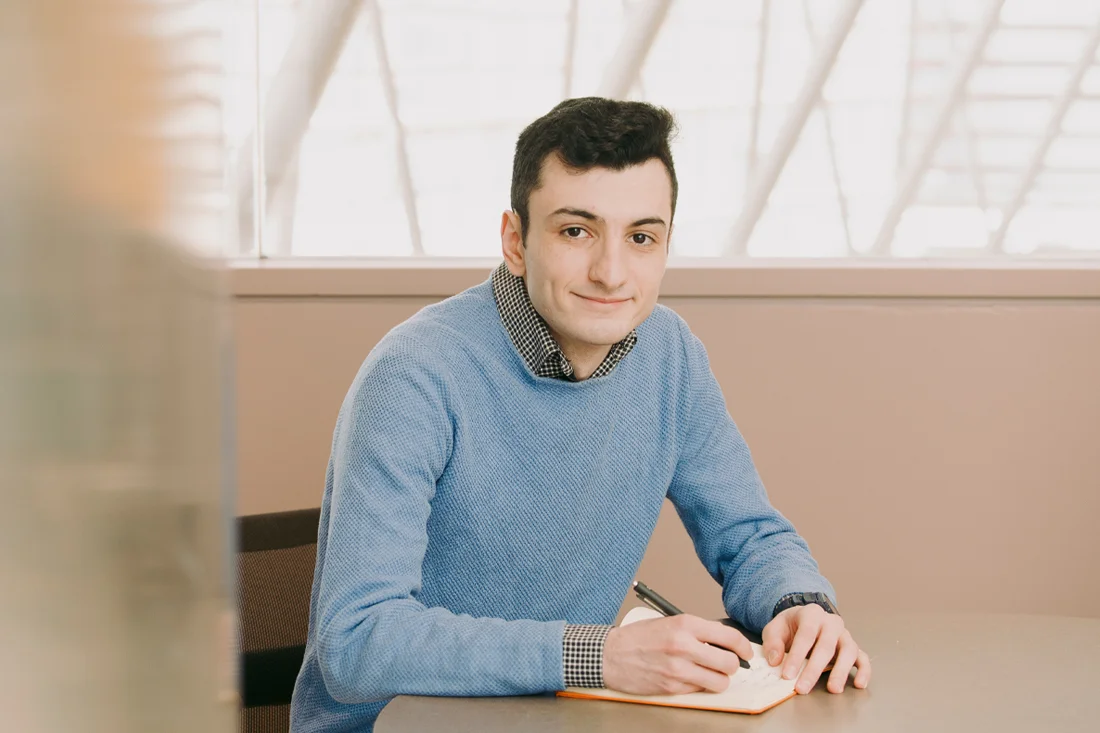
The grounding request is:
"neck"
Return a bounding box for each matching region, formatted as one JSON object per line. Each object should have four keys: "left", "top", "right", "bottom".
{"left": 551, "top": 331, "right": 612, "bottom": 381}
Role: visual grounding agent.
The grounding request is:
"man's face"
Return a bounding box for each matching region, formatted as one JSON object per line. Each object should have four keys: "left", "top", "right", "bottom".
{"left": 502, "top": 155, "right": 671, "bottom": 359}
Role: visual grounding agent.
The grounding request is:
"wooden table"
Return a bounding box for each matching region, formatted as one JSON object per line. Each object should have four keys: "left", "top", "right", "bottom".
{"left": 378, "top": 611, "right": 1100, "bottom": 732}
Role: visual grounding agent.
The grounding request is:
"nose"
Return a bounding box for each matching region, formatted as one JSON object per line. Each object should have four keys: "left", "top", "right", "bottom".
{"left": 588, "top": 239, "right": 628, "bottom": 293}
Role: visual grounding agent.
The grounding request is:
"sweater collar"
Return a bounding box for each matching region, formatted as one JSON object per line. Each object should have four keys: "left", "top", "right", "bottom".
{"left": 491, "top": 262, "right": 637, "bottom": 381}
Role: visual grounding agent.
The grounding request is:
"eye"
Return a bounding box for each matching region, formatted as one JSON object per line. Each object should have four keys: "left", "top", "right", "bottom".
{"left": 562, "top": 227, "right": 588, "bottom": 239}
{"left": 631, "top": 232, "right": 655, "bottom": 245}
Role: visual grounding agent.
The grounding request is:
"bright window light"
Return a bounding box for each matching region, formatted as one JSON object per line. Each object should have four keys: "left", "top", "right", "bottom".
{"left": 216, "top": 0, "right": 1100, "bottom": 259}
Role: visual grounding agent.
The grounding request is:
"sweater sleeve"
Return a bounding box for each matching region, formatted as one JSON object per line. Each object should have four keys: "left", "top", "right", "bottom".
{"left": 313, "top": 335, "right": 566, "bottom": 705}
{"left": 666, "top": 322, "right": 836, "bottom": 633}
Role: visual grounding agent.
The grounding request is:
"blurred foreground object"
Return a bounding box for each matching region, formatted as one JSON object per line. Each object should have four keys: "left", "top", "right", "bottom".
{"left": 0, "top": 1, "right": 236, "bottom": 731}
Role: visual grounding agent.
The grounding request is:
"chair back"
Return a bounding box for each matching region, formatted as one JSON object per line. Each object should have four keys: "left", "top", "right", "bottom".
{"left": 237, "top": 508, "right": 321, "bottom": 733}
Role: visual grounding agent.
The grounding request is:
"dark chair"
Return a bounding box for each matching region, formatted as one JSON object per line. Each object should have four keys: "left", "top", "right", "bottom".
{"left": 237, "top": 508, "right": 322, "bottom": 733}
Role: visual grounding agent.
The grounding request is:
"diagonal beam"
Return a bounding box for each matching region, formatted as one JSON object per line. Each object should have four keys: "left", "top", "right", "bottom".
{"left": 597, "top": 0, "right": 674, "bottom": 99}
{"left": 944, "top": 7, "right": 991, "bottom": 224}
{"left": 724, "top": 0, "right": 866, "bottom": 256}
{"left": 622, "top": 0, "right": 650, "bottom": 98}
{"left": 896, "top": 0, "right": 919, "bottom": 173}
{"left": 367, "top": 0, "right": 423, "bottom": 255}
{"left": 958, "top": 110, "right": 989, "bottom": 213}
{"left": 800, "top": 0, "right": 854, "bottom": 254}
{"left": 747, "top": 0, "right": 772, "bottom": 183}
{"left": 563, "top": 0, "right": 579, "bottom": 98}
{"left": 987, "top": 16, "right": 1100, "bottom": 254}
{"left": 868, "top": 0, "right": 1005, "bottom": 255}
{"left": 265, "top": 149, "right": 301, "bottom": 256}
{"left": 236, "top": 0, "right": 365, "bottom": 254}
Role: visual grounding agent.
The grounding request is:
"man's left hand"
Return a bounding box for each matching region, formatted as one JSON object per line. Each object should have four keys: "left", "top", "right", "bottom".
{"left": 760, "top": 604, "right": 871, "bottom": 694}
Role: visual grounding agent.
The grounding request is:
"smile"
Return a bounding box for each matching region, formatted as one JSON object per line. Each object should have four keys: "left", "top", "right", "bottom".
{"left": 577, "top": 294, "right": 630, "bottom": 306}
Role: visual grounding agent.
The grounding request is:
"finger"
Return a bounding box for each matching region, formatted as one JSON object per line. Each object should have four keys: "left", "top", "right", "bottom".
{"left": 660, "top": 623, "right": 743, "bottom": 679}
{"left": 761, "top": 617, "right": 792, "bottom": 667}
{"left": 825, "top": 634, "right": 860, "bottom": 693}
{"left": 781, "top": 617, "right": 821, "bottom": 680}
{"left": 668, "top": 658, "right": 732, "bottom": 694}
{"left": 692, "top": 620, "right": 754, "bottom": 665}
{"left": 852, "top": 649, "right": 872, "bottom": 689}
{"left": 690, "top": 639, "right": 749, "bottom": 678}
{"left": 659, "top": 679, "right": 705, "bottom": 695}
{"left": 795, "top": 625, "right": 840, "bottom": 694}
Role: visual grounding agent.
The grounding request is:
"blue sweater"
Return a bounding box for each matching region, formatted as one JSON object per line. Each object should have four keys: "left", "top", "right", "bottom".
{"left": 289, "top": 276, "right": 834, "bottom": 732}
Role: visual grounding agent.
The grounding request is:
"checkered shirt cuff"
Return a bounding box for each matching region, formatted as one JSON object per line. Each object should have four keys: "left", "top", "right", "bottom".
{"left": 562, "top": 624, "right": 612, "bottom": 688}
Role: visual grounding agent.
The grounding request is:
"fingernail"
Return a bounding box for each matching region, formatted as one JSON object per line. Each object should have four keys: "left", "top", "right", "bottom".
{"left": 796, "top": 682, "right": 809, "bottom": 694}
{"left": 767, "top": 650, "right": 780, "bottom": 665}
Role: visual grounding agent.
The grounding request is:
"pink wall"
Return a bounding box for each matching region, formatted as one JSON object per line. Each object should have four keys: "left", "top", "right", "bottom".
{"left": 233, "top": 264, "right": 1100, "bottom": 618}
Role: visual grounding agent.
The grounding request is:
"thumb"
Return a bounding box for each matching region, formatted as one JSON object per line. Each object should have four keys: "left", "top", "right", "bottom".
{"left": 761, "top": 617, "right": 792, "bottom": 667}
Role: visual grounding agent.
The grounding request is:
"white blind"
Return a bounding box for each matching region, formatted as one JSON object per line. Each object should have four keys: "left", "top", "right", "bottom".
{"left": 219, "top": 0, "right": 1100, "bottom": 258}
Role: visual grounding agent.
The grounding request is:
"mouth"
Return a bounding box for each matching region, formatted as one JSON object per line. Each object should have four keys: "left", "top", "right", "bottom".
{"left": 576, "top": 294, "right": 631, "bottom": 306}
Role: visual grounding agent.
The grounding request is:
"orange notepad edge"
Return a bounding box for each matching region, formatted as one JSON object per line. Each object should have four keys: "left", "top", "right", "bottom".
{"left": 555, "top": 688, "right": 797, "bottom": 715}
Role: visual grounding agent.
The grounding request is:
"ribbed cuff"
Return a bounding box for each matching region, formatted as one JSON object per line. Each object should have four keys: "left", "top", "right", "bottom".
{"left": 562, "top": 624, "right": 612, "bottom": 688}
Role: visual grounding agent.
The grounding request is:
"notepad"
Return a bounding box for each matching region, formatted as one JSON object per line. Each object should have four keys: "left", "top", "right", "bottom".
{"left": 557, "top": 607, "right": 805, "bottom": 714}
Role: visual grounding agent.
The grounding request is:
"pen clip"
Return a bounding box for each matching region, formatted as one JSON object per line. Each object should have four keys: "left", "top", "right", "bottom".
{"left": 636, "top": 593, "right": 667, "bottom": 616}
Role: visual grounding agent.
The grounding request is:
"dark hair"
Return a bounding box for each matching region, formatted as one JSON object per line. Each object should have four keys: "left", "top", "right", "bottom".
{"left": 510, "top": 97, "right": 679, "bottom": 241}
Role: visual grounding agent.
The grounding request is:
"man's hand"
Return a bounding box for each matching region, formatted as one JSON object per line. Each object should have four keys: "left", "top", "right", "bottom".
{"left": 761, "top": 605, "right": 871, "bottom": 694}
{"left": 602, "top": 615, "right": 753, "bottom": 695}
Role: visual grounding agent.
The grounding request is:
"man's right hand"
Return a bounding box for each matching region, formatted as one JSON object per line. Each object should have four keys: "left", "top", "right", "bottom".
{"left": 601, "top": 614, "right": 754, "bottom": 695}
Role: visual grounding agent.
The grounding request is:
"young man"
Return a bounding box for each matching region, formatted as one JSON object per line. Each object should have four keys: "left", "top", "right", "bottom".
{"left": 290, "top": 97, "right": 871, "bottom": 732}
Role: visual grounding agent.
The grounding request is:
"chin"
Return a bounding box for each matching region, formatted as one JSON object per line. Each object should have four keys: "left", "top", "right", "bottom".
{"left": 574, "top": 321, "right": 635, "bottom": 346}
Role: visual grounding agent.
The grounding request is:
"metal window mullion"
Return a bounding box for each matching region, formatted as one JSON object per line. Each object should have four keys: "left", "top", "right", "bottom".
{"left": 368, "top": 0, "right": 423, "bottom": 256}
{"left": 725, "top": 0, "right": 867, "bottom": 256}
{"left": 896, "top": 0, "right": 919, "bottom": 173}
{"left": 747, "top": 0, "right": 771, "bottom": 185}
{"left": 236, "top": 0, "right": 366, "bottom": 256}
{"left": 563, "top": 0, "right": 579, "bottom": 99}
{"left": 944, "top": 7, "right": 991, "bottom": 218}
{"left": 597, "top": 0, "right": 674, "bottom": 100}
{"left": 987, "top": 15, "right": 1100, "bottom": 254}
{"left": 800, "top": 0, "right": 854, "bottom": 255}
{"left": 868, "top": 0, "right": 1006, "bottom": 256}
{"left": 252, "top": 0, "right": 265, "bottom": 257}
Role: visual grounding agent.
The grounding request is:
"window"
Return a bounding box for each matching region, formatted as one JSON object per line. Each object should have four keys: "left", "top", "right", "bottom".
{"left": 219, "top": 0, "right": 1100, "bottom": 258}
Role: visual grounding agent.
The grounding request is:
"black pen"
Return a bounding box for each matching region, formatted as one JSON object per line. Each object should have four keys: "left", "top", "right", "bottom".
{"left": 632, "top": 580, "right": 751, "bottom": 670}
{"left": 633, "top": 580, "right": 683, "bottom": 616}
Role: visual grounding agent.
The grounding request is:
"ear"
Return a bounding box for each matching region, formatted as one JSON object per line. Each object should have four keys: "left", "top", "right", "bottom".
{"left": 500, "top": 210, "right": 526, "bottom": 278}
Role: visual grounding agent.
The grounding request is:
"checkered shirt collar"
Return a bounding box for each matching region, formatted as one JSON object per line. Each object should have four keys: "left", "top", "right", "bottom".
{"left": 491, "top": 262, "right": 637, "bottom": 381}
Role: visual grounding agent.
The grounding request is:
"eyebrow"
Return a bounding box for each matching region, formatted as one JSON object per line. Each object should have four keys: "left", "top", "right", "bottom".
{"left": 629, "top": 217, "right": 668, "bottom": 229}
{"left": 549, "top": 208, "right": 668, "bottom": 229}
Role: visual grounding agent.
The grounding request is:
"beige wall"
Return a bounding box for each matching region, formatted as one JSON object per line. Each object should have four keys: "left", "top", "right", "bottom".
{"left": 233, "top": 262, "right": 1100, "bottom": 620}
